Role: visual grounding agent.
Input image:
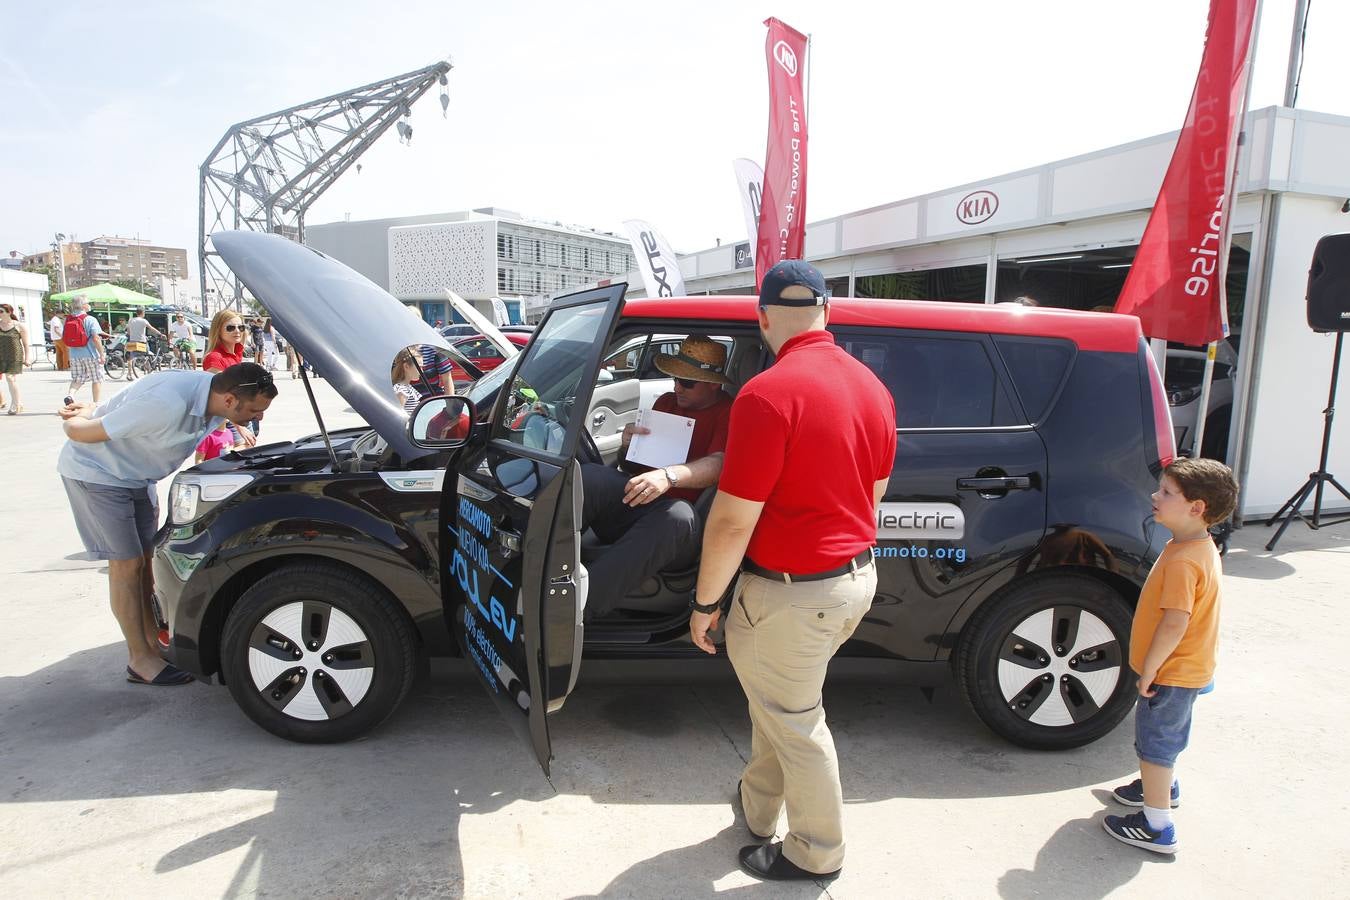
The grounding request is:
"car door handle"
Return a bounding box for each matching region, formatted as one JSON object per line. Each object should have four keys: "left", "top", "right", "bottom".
{"left": 957, "top": 475, "right": 1033, "bottom": 491}
{"left": 497, "top": 529, "right": 522, "bottom": 554}
{"left": 591, "top": 411, "right": 606, "bottom": 431}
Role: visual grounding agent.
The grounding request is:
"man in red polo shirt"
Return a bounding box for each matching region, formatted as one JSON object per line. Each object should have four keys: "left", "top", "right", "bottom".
{"left": 579, "top": 334, "right": 733, "bottom": 621}
{"left": 690, "top": 260, "right": 896, "bottom": 882}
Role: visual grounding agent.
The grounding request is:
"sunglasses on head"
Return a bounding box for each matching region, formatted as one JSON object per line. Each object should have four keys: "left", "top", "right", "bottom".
{"left": 233, "top": 373, "right": 275, "bottom": 391}
{"left": 674, "top": 377, "right": 701, "bottom": 389}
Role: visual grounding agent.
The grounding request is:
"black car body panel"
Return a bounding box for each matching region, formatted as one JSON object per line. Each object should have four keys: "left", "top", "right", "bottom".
{"left": 153, "top": 243, "right": 1171, "bottom": 754}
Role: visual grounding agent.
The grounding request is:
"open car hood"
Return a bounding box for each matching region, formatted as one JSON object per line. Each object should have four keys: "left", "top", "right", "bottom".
{"left": 212, "top": 230, "right": 460, "bottom": 461}
{"left": 445, "top": 290, "right": 519, "bottom": 361}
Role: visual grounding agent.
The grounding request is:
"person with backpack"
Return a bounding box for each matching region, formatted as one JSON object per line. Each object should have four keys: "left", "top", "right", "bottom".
{"left": 64, "top": 295, "right": 107, "bottom": 403}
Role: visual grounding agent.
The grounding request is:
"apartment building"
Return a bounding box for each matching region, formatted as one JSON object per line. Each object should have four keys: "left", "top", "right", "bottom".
{"left": 66, "top": 236, "right": 188, "bottom": 291}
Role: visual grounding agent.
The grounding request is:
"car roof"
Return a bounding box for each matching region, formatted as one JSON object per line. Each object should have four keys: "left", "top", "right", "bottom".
{"left": 622, "top": 296, "right": 1142, "bottom": 354}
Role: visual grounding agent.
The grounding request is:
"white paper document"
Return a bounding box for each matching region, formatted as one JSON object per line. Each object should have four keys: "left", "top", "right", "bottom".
{"left": 625, "top": 407, "right": 694, "bottom": 469}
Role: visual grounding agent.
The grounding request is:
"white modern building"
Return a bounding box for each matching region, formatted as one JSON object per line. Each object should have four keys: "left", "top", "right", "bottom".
{"left": 644, "top": 106, "right": 1350, "bottom": 522}
{"left": 305, "top": 208, "right": 635, "bottom": 325}
{"left": 0, "top": 268, "right": 49, "bottom": 359}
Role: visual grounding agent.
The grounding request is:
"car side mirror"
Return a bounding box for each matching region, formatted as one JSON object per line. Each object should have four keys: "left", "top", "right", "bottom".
{"left": 596, "top": 368, "right": 614, "bottom": 384}
{"left": 408, "top": 395, "right": 476, "bottom": 449}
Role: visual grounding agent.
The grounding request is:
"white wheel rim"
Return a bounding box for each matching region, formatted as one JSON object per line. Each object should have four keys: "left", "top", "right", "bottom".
{"left": 247, "top": 601, "right": 375, "bottom": 721}
{"left": 996, "top": 606, "right": 1122, "bottom": 727}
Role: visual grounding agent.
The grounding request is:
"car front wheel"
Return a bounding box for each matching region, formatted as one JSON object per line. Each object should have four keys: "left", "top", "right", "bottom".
{"left": 956, "top": 574, "right": 1134, "bottom": 750}
{"left": 220, "top": 563, "right": 416, "bottom": 743}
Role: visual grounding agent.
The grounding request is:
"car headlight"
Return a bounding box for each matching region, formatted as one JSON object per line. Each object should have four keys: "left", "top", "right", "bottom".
{"left": 1168, "top": 386, "right": 1202, "bottom": 407}
{"left": 170, "top": 482, "right": 200, "bottom": 524}
{"left": 169, "top": 473, "right": 256, "bottom": 524}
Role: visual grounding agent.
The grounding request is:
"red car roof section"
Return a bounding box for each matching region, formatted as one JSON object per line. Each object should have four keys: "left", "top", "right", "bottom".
{"left": 456, "top": 333, "right": 531, "bottom": 347}
{"left": 622, "top": 297, "right": 1142, "bottom": 354}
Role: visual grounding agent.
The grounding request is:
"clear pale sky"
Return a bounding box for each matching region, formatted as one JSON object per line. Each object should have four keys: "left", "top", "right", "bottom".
{"left": 3, "top": 0, "right": 1347, "bottom": 285}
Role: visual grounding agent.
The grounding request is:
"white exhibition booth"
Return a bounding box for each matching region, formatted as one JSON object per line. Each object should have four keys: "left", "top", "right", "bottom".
{"left": 0, "top": 268, "right": 50, "bottom": 362}
{"left": 669, "top": 106, "right": 1350, "bottom": 520}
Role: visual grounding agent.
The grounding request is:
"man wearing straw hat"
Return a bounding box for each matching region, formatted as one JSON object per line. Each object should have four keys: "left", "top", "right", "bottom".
{"left": 578, "top": 334, "right": 733, "bottom": 621}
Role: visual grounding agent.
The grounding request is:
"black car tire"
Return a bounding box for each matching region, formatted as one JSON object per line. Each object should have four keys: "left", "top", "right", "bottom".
{"left": 956, "top": 574, "right": 1134, "bottom": 750}
{"left": 220, "top": 563, "right": 417, "bottom": 743}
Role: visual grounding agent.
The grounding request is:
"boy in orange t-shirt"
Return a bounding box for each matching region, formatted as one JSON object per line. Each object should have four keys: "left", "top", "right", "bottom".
{"left": 1104, "top": 457, "right": 1238, "bottom": 855}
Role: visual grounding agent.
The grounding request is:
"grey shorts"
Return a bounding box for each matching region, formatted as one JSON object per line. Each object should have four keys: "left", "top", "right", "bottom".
{"left": 62, "top": 476, "right": 160, "bottom": 560}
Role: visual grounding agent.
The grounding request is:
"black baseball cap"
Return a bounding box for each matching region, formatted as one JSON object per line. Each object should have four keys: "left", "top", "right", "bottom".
{"left": 759, "top": 259, "right": 827, "bottom": 307}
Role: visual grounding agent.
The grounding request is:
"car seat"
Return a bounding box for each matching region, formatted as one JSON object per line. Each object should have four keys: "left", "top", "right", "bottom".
{"left": 724, "top": 338, "right": 768, "bottom": 396}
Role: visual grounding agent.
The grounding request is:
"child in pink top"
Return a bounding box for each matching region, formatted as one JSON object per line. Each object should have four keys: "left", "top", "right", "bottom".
{"left": 195, "top": 423, "right": 242, "bottom": 463}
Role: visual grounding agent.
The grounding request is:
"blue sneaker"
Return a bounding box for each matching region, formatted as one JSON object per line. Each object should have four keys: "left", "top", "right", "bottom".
{"left": 1103, "top": 811, "right": 1177, "bottom": 854}
{"left": 1111, "top": 777, "right": 1179, "bottom": 808}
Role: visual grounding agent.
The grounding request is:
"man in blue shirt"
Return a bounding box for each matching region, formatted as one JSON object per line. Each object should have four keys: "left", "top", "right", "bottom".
{"left": 64, "top": 295, "right": 107, "bottom": 403}
{"left": 58, "top": 362, "right": 278, "bottom": 686}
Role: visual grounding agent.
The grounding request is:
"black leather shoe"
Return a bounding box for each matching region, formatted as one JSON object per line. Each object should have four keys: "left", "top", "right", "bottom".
{"left": 736, "top": 780, "right": 773, "bottom": 841}
{"left": 738, "top": 842, "right": 840, "bottom": 882}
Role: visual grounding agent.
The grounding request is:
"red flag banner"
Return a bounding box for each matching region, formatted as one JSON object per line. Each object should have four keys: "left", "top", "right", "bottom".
{"left": 1113, "top": 0, "right": 1258, "bottom": 345}
{"left": 755, "top": 18, "right": 809, "bottom": 290}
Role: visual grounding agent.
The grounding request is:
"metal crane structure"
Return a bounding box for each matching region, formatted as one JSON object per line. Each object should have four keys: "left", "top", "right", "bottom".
{"left": 198, "top": 60, "right": 452, "bottom": 313}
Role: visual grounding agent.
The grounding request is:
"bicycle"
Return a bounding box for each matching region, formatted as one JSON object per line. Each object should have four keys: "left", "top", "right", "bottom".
{"left": 169, "top": 339, "right": 196, "bottom": 370}
{"left": 103, "top": 335, "right": 128, "bottom": 379}
{"left": 128, "top": 338, "right": 176, "bottom": 379}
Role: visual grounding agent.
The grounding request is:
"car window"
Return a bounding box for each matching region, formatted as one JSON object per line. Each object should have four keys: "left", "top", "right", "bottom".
{"left": 492, "top": 303, "right": 610, "bottom": 455}
{"left": 992, "top": 335, "right": 1075, "bottom": 423}
{"left": 456, "top": 338, "right": 499, "bottom": 360}
{"left": 599, "top": 335, "right": 649, "bottom": 383}
{"left": 835, "top": 331, "right": 1020, "bottom": 429}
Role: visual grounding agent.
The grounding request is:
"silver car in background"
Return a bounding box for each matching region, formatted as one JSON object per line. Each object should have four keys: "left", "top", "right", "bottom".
{"left": 1166, "top": 337, "right": 1238, "bottom": 460}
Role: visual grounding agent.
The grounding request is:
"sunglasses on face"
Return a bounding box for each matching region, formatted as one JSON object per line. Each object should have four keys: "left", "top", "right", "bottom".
{"left": 674, "top": 377, "right": 701, "bottom": 389}
{"left": 223, "top": 323, "right": 244, "bottom": 332}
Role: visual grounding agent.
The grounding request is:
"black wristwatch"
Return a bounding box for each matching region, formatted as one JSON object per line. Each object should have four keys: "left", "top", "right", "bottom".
{"left": 689, "top": 597, "right": 722, "bottom": 614}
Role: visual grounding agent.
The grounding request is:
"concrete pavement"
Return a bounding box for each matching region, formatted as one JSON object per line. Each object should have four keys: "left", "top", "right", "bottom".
{"left": 1, "top": 361, "right": 1347, "bottom": 898}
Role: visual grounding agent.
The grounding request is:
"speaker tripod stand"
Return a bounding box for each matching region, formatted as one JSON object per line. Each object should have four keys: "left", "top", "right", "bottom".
{"left": 1266, "top": 331, "right": 1350, "bottom": 550}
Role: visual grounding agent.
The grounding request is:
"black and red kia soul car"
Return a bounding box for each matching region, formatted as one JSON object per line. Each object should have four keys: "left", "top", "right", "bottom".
{"left": 154, "top": 232, "right": 1175, "bottom": 772}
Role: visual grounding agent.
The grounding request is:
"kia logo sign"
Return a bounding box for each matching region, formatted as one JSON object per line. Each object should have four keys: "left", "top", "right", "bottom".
{"left": 957, "top": 190, "right": 999, "bottom": 225}
{"left": 772, "top": 40, "right": 798, "bottom": 77}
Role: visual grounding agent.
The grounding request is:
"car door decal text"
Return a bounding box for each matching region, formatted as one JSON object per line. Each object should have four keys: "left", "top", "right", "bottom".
{"left": 453, "top": 497, "right": 519, "bottom": 646}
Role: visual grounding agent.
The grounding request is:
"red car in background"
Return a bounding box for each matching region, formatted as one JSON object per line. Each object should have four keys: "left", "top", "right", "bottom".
{"left": 448, "top": 332, "right": 530, "bottom": 386}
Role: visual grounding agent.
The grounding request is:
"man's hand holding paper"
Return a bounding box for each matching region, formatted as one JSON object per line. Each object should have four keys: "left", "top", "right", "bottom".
{"left": 625, "top": 407, "right": 695, "bottom": 469}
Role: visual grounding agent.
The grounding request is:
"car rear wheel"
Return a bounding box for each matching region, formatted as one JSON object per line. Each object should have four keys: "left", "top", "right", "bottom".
{"left": 220, "top": 563, "right": 416, "bottom": 743}
{"left": 956, "top": 574, "right": 1134, "bottom": 750}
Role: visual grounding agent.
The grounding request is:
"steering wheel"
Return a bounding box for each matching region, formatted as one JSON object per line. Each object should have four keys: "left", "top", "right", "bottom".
{"left": 579, "top": 428, "right": 604, "bottom": 465}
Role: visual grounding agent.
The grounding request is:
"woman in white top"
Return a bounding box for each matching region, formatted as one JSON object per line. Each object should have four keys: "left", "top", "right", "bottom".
{"left": 391, "top": 347, "right": 424, "bottom": 413}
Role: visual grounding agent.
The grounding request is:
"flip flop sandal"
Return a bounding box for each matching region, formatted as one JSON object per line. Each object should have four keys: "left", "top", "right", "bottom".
{"left": 125, "top": 664, "right": 194, "bottom": 686}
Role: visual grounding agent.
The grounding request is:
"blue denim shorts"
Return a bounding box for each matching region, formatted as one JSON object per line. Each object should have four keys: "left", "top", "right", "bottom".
{"left": 1134, "top": 684, "right": 1201, "bottom": 768}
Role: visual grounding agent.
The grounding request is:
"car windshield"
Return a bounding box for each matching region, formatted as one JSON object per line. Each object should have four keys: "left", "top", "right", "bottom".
{"left": 465, "top": 360, "right": 513, "bottom": 410}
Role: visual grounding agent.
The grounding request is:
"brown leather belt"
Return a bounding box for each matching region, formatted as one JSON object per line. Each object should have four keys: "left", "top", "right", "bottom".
{"left": 741, "top": 550, "right": 874, "bottom": 584}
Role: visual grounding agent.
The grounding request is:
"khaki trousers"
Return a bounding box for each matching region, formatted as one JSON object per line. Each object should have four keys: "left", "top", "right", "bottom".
{"left": 54, "top": 339, "right": 70, "bottom": 370}
{"left": 726, "top": 562, "right": 877, "bottom": 874}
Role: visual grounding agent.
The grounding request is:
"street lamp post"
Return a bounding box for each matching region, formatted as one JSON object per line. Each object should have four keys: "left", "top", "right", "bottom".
{"left": 53, "top": 233, "right": 68, "bottom": 294}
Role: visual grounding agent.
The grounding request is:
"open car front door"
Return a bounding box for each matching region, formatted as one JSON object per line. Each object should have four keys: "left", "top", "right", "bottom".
{"left": 441, "top": 284, "right": 626, "bottom": 776}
